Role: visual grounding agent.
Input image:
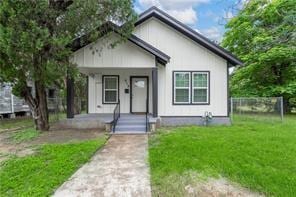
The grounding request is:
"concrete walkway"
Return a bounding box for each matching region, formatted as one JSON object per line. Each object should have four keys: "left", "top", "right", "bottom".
{"left": 54, "top": 135, "right": 151, "bottom": 197}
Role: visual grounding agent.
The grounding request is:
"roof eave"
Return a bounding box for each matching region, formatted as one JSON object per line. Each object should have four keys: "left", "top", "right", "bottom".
{"left": 128, "top": 35, "right": 170, "bottom": 64}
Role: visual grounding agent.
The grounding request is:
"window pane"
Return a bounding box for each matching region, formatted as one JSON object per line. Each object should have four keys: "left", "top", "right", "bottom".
{"left": 134, "top": 80, "right": 145, "bottom": 88}
{"left": 105, "top": 78, "right": 117, "bottom": 89}
{"left": 105, "top": 90, "right": 117, "bottom": 102}
{"left": 193, "top": 73, "right": 207, "bottom": 87}
{"left": 193, "top": 89, "right": 207, "bottom": 102}
{"left": 175, "top": 89, "right": 189, "bottom": 103}
{"left": 175, "top": 73, "right": 189, "bottom": 87}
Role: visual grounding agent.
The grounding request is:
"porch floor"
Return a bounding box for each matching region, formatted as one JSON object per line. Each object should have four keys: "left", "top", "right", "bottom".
{"left": 57, "top": 113, "right": 150, "bottom": 134}
{"left": 73, "top": 113, "right": 113, "bottom": 122}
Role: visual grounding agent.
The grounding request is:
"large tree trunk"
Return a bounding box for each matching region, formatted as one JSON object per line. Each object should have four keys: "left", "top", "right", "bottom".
{"left": 35, "top": 81, "right": 50, "bottom": 130}
{"left": 22, "top": 81, "right": 50, "bottom": 131}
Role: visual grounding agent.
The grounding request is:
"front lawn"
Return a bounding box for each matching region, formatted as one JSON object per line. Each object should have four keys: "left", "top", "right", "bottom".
{"left": 0, "top": 137, "right": 106, "bottom": 196}
{"left": 149, "top": 115, "right": 296, "bottom": 196}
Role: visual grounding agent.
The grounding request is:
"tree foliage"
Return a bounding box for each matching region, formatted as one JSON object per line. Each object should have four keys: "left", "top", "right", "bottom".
{"left": 222, "top": 0, "right": 296, "bottom": 112}
{"left": 0, "top": 0, "right": 137, "bottom": 130}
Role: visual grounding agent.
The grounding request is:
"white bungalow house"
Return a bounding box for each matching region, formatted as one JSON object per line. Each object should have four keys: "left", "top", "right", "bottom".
{"left": 66, "top": 7, "right": 242, "bottom": 133}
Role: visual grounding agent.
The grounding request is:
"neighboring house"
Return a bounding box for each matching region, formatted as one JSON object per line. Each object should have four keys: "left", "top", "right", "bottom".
{"left": 0, "top": 83, "right": 58, "bottom": 118}
{"left": 69, "top": 7, "right": 242, "bottom": 131}
{"left": 0, "top": 83, "right": 30, "bottom": 118}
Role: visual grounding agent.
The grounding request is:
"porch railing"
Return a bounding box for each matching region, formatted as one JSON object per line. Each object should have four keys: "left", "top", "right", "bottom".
{"left": 112, "top": 99, "right": 120, "bottom": 132}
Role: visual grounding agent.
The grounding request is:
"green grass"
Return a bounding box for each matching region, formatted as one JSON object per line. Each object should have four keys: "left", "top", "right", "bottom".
{"left": 149, "top": 115, "right": 296, "bottom": 196}
{"left": 0, "top": 113, "right": 66, "bottom": 131}
{"left": 0, "top": 138, "right": 106, "bottom": 196}
{"left": 10, "top": 128, "right": 40, "bottom": 143}
{"left": 0, "top": 117, "right": 34, "bottom": 130}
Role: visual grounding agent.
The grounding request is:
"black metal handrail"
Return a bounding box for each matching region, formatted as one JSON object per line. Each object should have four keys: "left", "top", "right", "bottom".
{"left": 112, "top": 99, "right": 120, "bottom": 132}
{"left": 145, "top": 98, "right": 149, "bottom": 132}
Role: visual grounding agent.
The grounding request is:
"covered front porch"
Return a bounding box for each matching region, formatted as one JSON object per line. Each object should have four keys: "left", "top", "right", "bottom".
{"left": 65, "top": 66, "right": 160, "bottom": 133}
{"left": 81, "top": 67, "right": 159, "bottom": 116}
{"left": 66, "top": 30, "right": 170, "bottom": 133}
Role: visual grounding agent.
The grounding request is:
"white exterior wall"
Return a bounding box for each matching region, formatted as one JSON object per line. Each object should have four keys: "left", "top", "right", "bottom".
{"left": 134, "top": 18, "right": 228, "bottom": 116}
{"left": 88, "top": 69, "right": 153, "bottom": 114}
{"left": 72, "top": 34, "right": 155, "bottom": 69}
{"left": 72, "top": 18, "right": 229, "bottom": 117}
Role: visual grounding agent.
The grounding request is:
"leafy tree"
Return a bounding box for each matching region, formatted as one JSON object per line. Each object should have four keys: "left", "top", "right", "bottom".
{"left": 0, "top": 0, "right": 136, "bottom": 130}
{"left": 222, "top": 0, "right": 296, "bottom": 113}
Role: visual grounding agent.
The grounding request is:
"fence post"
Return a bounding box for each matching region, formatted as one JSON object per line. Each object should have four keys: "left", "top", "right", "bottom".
{"left": 230, "top": 97, "right": 233, "bottom": 122}
{"left": 239, "top": 98, "right": 242, "bottom": 115}
{"left": 280, "top": 97, "right": 284, "bottom": 122}
{"left": 56, "top": 97, "right": 59, "bottom": 121}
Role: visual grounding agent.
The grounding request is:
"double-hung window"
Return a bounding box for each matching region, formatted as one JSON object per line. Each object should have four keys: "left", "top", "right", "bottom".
{"left": 192, "top": 72, "right": 209, "bottom": 103}
{"left": 103, "top": 76, "right": 119, "bottom": 104}
{"left": 174, "top": 72, "right": 191, "bottom": 104}
{"left": 173, "top": 71, "right": 209, "bottom": 104}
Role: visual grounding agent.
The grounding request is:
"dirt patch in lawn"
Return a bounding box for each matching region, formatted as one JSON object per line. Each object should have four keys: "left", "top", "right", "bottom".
{"left": 0, "top": 127, "right": 106, "bottom": 163}
{"left": 32, "top": 128, "right": 105, "bottom": 144}
{"left": 0, "top": 130, "right": 35, "bottom": 163}
{"left": 185, "top": 178, "right": 264, "bottom": 197}
{"left": 153, "top": 171, "right": 263, "bottom": 197}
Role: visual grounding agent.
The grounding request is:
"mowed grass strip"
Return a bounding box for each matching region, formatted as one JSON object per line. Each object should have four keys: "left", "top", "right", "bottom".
{"left": 0, "top": 137, "right": 106, "bottom": 196}
{"left": 149, "top": 115, "right": 296, "bottom": 196}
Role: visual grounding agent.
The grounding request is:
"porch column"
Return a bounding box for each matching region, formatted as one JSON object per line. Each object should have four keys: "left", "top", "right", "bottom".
{"left": 152, "top": 67, "right": 158, "bottom": 117}
{"left": 86, "top": 75, "right": 89, "bottom": 114}
{"left": 66, "top": 75, "right": 74, "bottom": 119}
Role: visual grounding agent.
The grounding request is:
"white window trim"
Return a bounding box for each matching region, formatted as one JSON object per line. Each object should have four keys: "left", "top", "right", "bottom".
{"left": 192, "top": 72, "right": 209, "bottom": 104}
{"left": 174, "top": 72, "right": 191, "bottom": 104}
{"left": 103, "top": 76, "right": 119, "bottom": 104}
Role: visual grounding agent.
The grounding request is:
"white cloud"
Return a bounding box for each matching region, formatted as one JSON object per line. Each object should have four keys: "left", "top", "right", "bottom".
{"left": 202, "top": 10, "right": 219, "bottom": 22}
{"left": 138, "top": 0, "right": 210, "bottom": 25}
{"left": 167, "top": 8, "right": 197, "bottom": 25}
{"left": 200, "top": 27, "right": 223, "bottom": 42}
{"left": 223, "top": 10, "right": 234, "bottom": 20}
{"left": 139, "top": 0, "right": 210, "bottom": 10}
{"left": 139, "top": 0, "right": 162, "bottom": 9}
{"left": 134, "top": 5, "right": 143, "bottom": 14}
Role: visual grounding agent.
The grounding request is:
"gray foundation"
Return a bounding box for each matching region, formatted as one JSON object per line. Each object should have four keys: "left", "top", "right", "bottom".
{"left": 160, "top": 116, "right": 231, "bottom": 126}
{"left": 56, "top": 114, "right": 231, "bottom": 131}
{"left": 56, "top": 113, "right": 113, "bottom": 129}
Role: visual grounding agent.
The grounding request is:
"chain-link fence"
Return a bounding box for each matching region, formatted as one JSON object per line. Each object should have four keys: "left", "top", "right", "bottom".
{"left": 1, "top": 95, "right": 86, "bottom": 123}
{"left": 230, "top": 97, "right": 284, "bottom": 122}
{"left": 47, "top": 97, "right": 87, "bottom": 123}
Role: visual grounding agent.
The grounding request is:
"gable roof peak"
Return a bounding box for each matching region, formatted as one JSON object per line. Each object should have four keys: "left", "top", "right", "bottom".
{"left": 136, "top": 6, "right": 243, "bottom": 66}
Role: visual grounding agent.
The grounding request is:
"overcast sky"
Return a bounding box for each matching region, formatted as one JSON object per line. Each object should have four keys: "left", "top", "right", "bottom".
{"left": 134, "top": 0, "right": 244, "bottom": 43}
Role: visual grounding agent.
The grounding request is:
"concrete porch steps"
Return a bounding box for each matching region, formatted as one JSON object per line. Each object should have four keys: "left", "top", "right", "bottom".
{"left": 113, "top": 114, "right": 147, "bottom": 134}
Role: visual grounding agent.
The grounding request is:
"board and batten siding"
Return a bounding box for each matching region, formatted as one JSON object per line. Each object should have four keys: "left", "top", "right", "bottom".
{"left": 134, "top": 18, "right": 228, "bottom": 116}
{"left": 88, "top": 68, "right": 153, "bottom": 114}
{"left": 71, "top": 34, "right": 155, "bottom": 69}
